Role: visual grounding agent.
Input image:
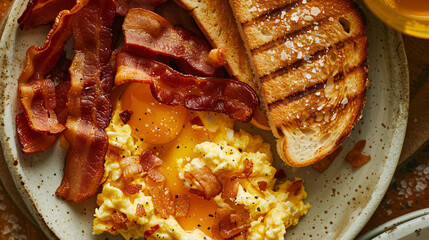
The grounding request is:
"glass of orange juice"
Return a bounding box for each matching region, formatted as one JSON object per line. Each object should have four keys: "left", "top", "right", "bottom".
{"left": 364, "top": 0, "right": 429, "bottom": 38}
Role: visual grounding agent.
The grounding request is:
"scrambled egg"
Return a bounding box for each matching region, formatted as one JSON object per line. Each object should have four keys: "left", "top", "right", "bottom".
{"left": 93, "top": 102, "right": 310, "bottom": 240}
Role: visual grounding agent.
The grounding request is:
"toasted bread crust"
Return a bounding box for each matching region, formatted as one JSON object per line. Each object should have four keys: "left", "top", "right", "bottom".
{"left": 174, "top": 0, "right": 255, "bottom": 89}
{"left": 230, "top": 0, "right": 368, "bottom": 167}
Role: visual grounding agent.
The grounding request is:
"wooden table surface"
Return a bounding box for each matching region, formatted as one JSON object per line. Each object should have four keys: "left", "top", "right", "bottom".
{"left": 0, "top": 1, "right": 428, "bottom": 240}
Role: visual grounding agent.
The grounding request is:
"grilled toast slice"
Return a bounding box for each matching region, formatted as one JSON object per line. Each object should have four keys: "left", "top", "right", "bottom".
{"left": 229, "top": 0, "right": 368, "bottom": 167}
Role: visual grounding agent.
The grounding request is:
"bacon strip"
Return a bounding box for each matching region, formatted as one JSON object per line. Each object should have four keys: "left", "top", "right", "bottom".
{"left": 123, "top": 9, "right": 221, "bottom": 76}
{"left": 55, "top": 0, "right": 116, "bottom": 202}
{"left": 18, "top": 0, "right": 87, "bottom": 136}
{"left": 115, "top": 51, "right": 259, "bottom": 122}
{"left": 54, "top": 81, "right": 70, "bottom": 125}
{"left": 16, "top": 113, "right": 57, "bottom": 154}
{"left": 18, "top": 0, "right": 76, "bottom": 30}
{"left": 115, "top": 0, "right": 166, "bottom": 16}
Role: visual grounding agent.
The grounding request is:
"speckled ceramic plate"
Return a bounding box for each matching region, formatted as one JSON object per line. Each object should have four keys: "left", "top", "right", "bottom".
{"left": 357, "top": 208, "right": 429, "bottom": 240}
{"left": 0, "top": 0, "right": 408, "bottom": 240}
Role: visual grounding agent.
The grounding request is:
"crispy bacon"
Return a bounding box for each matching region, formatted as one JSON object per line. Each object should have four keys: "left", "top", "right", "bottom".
{"left": 147, "top": 169, "right": 165, "bottom": 182}
{"left": 112, "top": 211, "right": 130, "bottom": 224}
{"left": 187, "top": 166, "right": 222, "bottom": 200}
{"left": 55, "top": 0, "right": 116, "bottom": 202}
{"left": 119, "top": 110, "right": 133, "bottom": 124}
{"left": 257, "top": 181, "right": 267, "bottom": 191}
{"left": 288, "top": 180, "right": 303, "bottom": 196}
{"left": 115, "top": 51, "right": 259, "bottom": 122}
{"left": 274, "top": 169, "right": 286, "bottom": 180}
{"left": 136, "top": 203, "right": 146, "bottom": 217}
{"left": 221, "top": 178, "right": 239, "bottom": 199}
{"left": 115, "top": 0, "right": 166, "bottom": 16}
{"left": 18, "top": 0, "right": 87, "bottom": 136}
{"left": 123, "top": 184, "right": 142, "bottom": 196}
{"left": 231, "top": 159, "right": 253, "bottom": 181}
{"left": 346, "top": 140, "right": 371, "bottom": 168}
{"left": 18, "top": 0, "right": 76, "bottom": 30}
{"left": 119, "top": 156, "right": 143, "bottom": 178}
{"left": 140, "top": 150, "right": 163, "bottom": 172}
{"left": 123, "top": 9, "right": 222, "bottom": 76}
{"left": 16, "top": 113, "right": 57, "bottom": 154}
{"left": 213, "top": 208, "right": 250, "bottom": 240}
{"left": 175, "top": 194, "right": 190, "bottom": 218}
{"left": 144, "top": 225, "right": 160, "bottom": 239}
{"left": 54, "top": 81, "right": 70, "bottom": 125}
{"left": 147, "top": 178, "right": 175, "bottom": 218}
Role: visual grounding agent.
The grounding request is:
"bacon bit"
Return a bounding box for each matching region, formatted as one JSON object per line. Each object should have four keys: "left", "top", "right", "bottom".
{"left": 16, "top": 113, "right": 57, "bottom": 154}
{"left": 115, "top": 0, "right": 166, "bottom": 16}
{"left": 119, "top": 110, "right": 133, "bottom": 124}
{"left": 188, "top": 166, "right": 222, "bottom": 200}
{"left": 288, "top": 180, "right": 303, "bottom": 196}
{"left": 175, "top": 194, "right": 190, "bottom": 218}
{"left": 312, "top": 146, "right": 343, "bottom": 173}
{"left": 120, "top": 156, "right": 143, "bottom": 179}
{"left": 18, "top": 0, "right": 76, "bottom": 30}
{"left": 107, "top": 146, "right": 122, "bottom": 161}
{"left": 136, "top": 203, "right": 146, "bottom": 217}
{"left": 144, "top": 224, "right": 160, "bottom": 239}
{"left": 221, "top": 178, "right": 239, "bottom": 199}
{"left": 346, "top": 140, "right": 371, "bottom": 168}
{"left": 231, "top": 159, "right": 253, "bottom": 180}
{"left": 274, "top": 169, "right": 287, "bottom": 180}
{"left": 123, "top": 9, "right": 219, "bottom": 76}
{"left": 147, "top": 178, "right": 175, "bottom": 218}
{"left": 257, "top": 181, "right": 268, "bottom": 191}
{"left": 122, "top": 184, "right": 142, "bottom": 196}
{"left": 55, "top": 0, "right": 116, "bottom": 202}
{"left": 188, "top": 188, "right": 206, "bottom": 199}
{"left": 112, "top": 211, "right": 130, "bottom": 224}
{"left": 140, "top": 150, "right": 163, "bottom": 172}
{"left": 54, "top": 81, "right": 70, "bottom": 125}
{"left": 212, "top": 208, "right": 249, "bottom": 240}
{"left": 207, "top": 48, "right": 227, "bottom": 69}
{"left": 190, "top": 116, "right": 204, "bottom": 126}
{"left": 147, "top": 169, "right": 166, "bottom": 182}
{"left": 115, "top": 51, "right": 259, "bottom": 122}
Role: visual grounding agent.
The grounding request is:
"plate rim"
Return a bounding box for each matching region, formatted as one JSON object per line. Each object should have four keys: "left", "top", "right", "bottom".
{"left": 0, "top": 1, "right": 410, "bottom": 240}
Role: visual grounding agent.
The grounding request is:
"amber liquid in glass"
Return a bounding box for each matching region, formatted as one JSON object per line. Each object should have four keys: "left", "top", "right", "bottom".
{"left": 384, "top": 0, "right": 429, "bottom": 17}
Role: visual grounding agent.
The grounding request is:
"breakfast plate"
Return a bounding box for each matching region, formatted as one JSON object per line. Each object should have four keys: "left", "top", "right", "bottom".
{"left": 0, "top": 0, "right": 408, "bottom": 240}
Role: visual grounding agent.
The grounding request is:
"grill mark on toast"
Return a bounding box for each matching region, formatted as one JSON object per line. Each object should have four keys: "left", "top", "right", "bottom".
{"left": 260, "top": 36, "right": 362, "bottom": 83}
{"left": 268, "top": 63, "right": 364, "bottom": 110}
{"left": 250, "top": 17, "right": 331, "bottom": 56}
{"left": 242, "top": 0, "right": 305, "bottom": 26}
{"left": 275, "top": 91, "right": 365, "bottom": 138}
{"left": 239, "top": 0, "right": 303, "bottom": 24}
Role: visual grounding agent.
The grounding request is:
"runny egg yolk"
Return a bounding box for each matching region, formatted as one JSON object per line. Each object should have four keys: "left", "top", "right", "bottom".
{"left": 155, "top": 123, "right": 219, "bottom": 237}
{"left": 121, "top": 83, "right": 218, "bottom": 237}
{"left": 120, "top": 83, "right": 187, "bottom": 144}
